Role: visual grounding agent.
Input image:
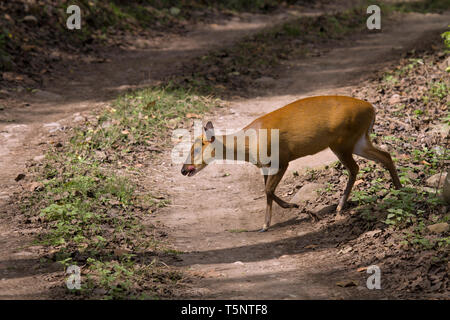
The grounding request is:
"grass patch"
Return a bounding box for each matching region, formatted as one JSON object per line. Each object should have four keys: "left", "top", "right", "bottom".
{"left": 350, "top": 142, "right": 448, "bottom": 229}
{"left": 228, "top": 229, "right": 248, "bottom": 233}
{"left": 22, "top": 85, "right": 218, "bottom": 299}
{"left": 24, "top": 151, "right": 168, "bottom": 299}
{"left": 71, "top": 86, "right": 219, "bottom": 155}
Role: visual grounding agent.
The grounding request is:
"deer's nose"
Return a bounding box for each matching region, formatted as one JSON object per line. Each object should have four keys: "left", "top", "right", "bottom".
{"left": 181, "top": 165, "right": 195, "bottom": 176}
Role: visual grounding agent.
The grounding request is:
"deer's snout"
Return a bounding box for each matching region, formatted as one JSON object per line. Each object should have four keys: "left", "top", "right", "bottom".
{"left": 181, "top": 165, "right": 196, "bottom": 176}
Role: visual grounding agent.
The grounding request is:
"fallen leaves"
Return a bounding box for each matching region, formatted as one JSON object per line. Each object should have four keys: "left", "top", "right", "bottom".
{"left": 145, "top": 101, "right": 156, "bottom": 110}
{"left": 336, "top": 280, "right": 358, "bottom": 287}
{"left": 186, "top": 113, "right": 201, "bottom": 119}
{"left": 356, "top": 267, "right": 368, "bottom": 272}
{"left": 427, "top": 223, "right": 449, "bottom": 234}
{"left": 27, "top": 182, "right": 43, "bottom": 192}
{"left": 113, "top": 248, "right": 132, "bottom": 257}
{"left": 2, "top": 72, "right": 24, "bottom": 82}
{"left": 15, "top": 173, "right": 26, "bottom": 182}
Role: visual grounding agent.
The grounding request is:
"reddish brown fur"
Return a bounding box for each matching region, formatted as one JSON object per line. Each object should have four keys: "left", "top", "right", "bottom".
{"left": 182, "top": 96, "right": 402, "bottom": 231}
{"left": 243, "top": 96, "right": 374, "bottom": 165}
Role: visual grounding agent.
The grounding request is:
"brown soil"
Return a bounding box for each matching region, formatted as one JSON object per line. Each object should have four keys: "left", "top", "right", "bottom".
{"left": 0, "top": 5, "right": 449, "bottom": 299}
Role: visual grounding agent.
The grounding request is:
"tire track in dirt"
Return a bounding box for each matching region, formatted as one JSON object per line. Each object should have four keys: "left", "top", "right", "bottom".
{"left": 151, "top": 12, "right": 450, "bottom": 299}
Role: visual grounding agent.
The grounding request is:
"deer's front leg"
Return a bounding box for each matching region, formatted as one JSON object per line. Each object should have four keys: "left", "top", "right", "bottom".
{"left": 259, "top": 165, "right": 287, "bottom": 232}
{"left": 261, "top": 194, "right": 273, "bottom": 232}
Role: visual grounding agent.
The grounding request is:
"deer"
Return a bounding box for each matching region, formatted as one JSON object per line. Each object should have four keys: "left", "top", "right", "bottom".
{"left": 181, "top": 96, "right": 402, "bottom": 232}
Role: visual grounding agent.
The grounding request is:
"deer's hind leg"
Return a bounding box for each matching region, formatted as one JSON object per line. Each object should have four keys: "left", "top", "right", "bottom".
{"left": 354, "top": 134, "right": 402, "bottom": 189}
{"left": 330, "top": 146, "right": 360, "bottom": 213}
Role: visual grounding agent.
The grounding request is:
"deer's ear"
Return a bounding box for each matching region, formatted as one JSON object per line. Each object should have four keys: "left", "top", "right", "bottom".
{"left": 204, "top": 121, "right": 214, "bottom": 131}
{"left": 204, "top": 121, "right": 215, "bottom": 142}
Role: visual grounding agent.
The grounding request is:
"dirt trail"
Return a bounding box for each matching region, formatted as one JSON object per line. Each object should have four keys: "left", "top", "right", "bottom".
{"left": 0, "top": 10, "right": 300, "bottom": 299}
{"left": 150, "top": 12, "right": 450, "bottom": 299}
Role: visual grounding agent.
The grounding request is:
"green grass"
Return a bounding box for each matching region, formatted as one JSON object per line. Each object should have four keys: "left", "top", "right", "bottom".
{"left": 381, "top": 55, "right": 448, "bottom": 111}
{"left": 428, "top": 81, "right": 448, "bottom": 100}
{"left": 382, "top": 74, "right": 399, "bottom": 84}
{"left": 340, "top": 163, "right": 447, "bottom": 250}
{"left": 443, "top": 111, "right": 450, "bottom": 126}
{"left": 71, "top": 86, "right": 219, "bottom": 154}
{"left": 228, "top": 229, "right": 248, "bottom": 233}
{"left": 25, "top": 152, "right": 161, "bottom": 298}
{"left": 350, "top": 141, "right": 448, "bottom": 251}
{"left": 351, "top": 145, "right": 448, "bottom": 221}
{"left": 443, "top": 27, "right": 450, "bottom": 55}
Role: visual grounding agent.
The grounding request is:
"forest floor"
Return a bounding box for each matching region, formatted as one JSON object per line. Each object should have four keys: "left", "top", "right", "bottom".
{"left": 0, "top": 1, "right": 448, "bottom": 299}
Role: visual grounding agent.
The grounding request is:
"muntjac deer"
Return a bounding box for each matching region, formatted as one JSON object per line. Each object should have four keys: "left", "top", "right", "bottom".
{"left": 181, "top": 96, "right": 402, "bottom": 231}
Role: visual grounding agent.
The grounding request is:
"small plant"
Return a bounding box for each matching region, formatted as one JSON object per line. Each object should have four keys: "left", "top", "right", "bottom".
{"left": 228, "top": 229, "right": 248, "bottom": 233}
{"left": 382, "top": 74, "right": 398, "bottom": 84}
{"left": 443, "top": 112, "right": 450, "bottom": 126}
{"left": 428, "top": 81, "right": 448, "bottom": 100}
{"left": 306, "top": 168, "right": 318, "bottom": 180}
{"left": 442, "top": 27, "right": 450, "bottom": 53}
